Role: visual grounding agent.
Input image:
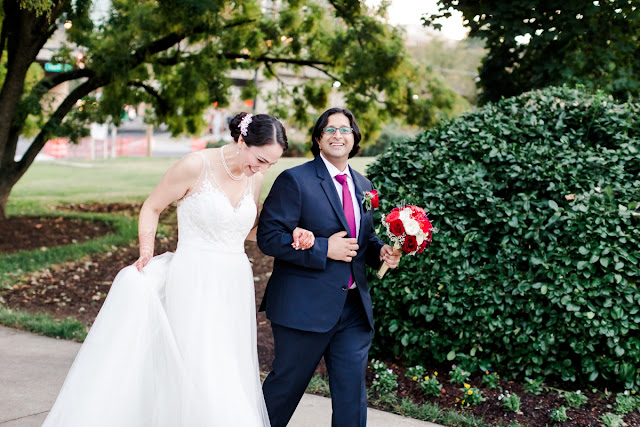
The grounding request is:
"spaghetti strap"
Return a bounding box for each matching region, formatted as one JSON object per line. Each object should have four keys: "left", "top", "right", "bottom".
{"left": 181, "top": 151, "right": 209, "bottom": 200}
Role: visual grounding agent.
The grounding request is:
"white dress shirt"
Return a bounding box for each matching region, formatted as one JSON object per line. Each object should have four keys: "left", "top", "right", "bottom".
{"left": 319, "top": 153, "right": 361, "bottom": 240}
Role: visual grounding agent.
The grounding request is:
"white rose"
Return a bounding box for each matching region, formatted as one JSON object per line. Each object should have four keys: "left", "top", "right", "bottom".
{"left": 404, "top": 218, "right": 420, "bottom": 235}
{"left": 399, "top": 208, "right": 412, "bottom": 222}
{"left": 416, "top": 231, "right": 425, "bottom": 245}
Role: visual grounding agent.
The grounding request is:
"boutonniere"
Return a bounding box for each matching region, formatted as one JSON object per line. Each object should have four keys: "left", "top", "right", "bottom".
{"left": 362, "top": 190, "right": 379, "bottom": 212}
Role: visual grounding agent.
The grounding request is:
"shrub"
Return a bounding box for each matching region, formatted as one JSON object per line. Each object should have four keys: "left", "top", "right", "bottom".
{"left": 368, "top": 86, "right": 640, "bottom": 388}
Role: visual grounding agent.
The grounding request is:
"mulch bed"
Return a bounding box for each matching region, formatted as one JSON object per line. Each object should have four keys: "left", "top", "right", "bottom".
{"left": 1, "top": 202, "right": 638, "bottom": 427}
{"left": 0, "top": 216, "right": 113, "bottom": 254}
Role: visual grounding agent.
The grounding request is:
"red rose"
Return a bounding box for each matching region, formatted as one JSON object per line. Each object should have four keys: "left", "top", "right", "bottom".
{"left": 389, "top": 219, "right": 405, "bottom": 236}
{"left": 402, "top": 235, "right": 418, "bottom": 253}
{"left": 417, "top": 232, "right": 432, "bottom": 254}
{"left": 418, "top": 217, "right": 433, "bottom": 232}
{"left": 409, "top": 205, "right": 425, "bottom": 216}
{"left": 370, "top": 190, "right": 379, "bottom": 208}
{"left": 386, "top": 210, "right": 400, "bottom": 223}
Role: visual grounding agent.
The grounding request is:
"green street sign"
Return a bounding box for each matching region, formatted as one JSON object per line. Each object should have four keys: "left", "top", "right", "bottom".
{"left": 44, "top": 62, "right": 73, "bottom": 72}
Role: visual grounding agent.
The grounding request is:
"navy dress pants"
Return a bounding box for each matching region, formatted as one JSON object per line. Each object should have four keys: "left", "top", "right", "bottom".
{"left": 262, "top": 289, "right": 372, "bottom": 427}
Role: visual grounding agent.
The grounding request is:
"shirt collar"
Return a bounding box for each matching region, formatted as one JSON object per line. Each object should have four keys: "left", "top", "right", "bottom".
{"left": 320, "top": 153, "right": 352, "bottom": 181}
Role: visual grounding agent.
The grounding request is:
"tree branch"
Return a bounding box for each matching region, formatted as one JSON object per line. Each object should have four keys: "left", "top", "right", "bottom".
{"left": 128, "top": 81, "right": 170, "bottom": 116}
{"left": 223, "top": 52, "right": 331, "bottom": 67}
{"left": 18, "top": 76, "right": 106, "bottom": 169}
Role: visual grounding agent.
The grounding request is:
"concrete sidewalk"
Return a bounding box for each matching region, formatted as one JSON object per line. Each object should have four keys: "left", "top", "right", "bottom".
{"left": 0, "top": 326, "right": 440, "bottom": 426}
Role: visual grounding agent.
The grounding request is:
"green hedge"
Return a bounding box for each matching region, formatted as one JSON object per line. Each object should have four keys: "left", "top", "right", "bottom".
{"left": 367, "top": 86, "right": 640, "bottom": 388}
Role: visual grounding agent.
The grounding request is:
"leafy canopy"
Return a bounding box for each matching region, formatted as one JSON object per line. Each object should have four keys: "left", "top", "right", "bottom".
{"left": 424, "top": 1, "right": 640, "bottom": 104}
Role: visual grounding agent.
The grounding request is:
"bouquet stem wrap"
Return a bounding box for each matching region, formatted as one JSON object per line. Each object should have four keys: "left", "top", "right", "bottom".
{"left": 377, "top": 244, "right": 402, "bottom": 278}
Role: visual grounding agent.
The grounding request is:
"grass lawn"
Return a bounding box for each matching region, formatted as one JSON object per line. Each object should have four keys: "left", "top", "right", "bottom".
{"left": 8, "top": 155, "right": 376, "bottom": 214}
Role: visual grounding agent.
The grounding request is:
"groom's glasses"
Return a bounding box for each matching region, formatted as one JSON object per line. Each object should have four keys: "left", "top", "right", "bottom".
{"left": 322, "top": 126, "right": 353, "bottom": 135}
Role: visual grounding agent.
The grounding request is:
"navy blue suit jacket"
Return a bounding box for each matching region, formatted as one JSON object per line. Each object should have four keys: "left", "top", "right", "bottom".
{"left": 257, "top": 156, "right": 384, "bottom": 333}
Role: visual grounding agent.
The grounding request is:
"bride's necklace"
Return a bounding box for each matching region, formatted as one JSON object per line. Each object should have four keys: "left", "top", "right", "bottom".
{"left": 220, "top": 145, "right": 242, "bottom": 181}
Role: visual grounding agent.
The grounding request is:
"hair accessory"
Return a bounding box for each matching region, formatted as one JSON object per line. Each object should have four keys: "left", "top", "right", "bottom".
{"left": 239, "top": 114, "right": 253, "bottom": 137}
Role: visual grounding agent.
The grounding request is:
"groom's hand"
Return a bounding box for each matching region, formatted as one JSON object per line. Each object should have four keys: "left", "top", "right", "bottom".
{"left": 327, "top": 231, "right": 359, "bottom": 262}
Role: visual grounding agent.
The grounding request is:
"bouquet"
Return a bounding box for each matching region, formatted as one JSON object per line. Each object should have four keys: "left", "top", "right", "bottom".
{"left": 377, "top": 205, "right": 433, "bottom": 278}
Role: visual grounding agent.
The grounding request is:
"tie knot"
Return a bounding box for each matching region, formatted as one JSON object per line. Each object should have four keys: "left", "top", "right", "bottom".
{"left": 335, "top": 174, "right": 348, "bottom": 185}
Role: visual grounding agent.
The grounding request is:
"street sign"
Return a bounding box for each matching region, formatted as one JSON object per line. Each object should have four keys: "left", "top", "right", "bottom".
{"left": 44, "top": 62, "right": 73, "bottom": 73}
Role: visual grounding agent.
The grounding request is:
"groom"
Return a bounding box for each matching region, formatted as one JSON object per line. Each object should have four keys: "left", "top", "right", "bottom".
{"left": 257, "top": 107, "right": 400, "bottom": 427}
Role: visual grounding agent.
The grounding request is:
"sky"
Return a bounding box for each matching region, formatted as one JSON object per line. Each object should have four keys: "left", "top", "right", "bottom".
{"left": 366, "top": 0, "right": 469, "bottom": 40}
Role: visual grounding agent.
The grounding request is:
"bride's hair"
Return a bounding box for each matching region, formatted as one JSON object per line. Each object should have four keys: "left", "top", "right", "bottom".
{"left": 229, "top": 112, "right": 288, "bottom": 151}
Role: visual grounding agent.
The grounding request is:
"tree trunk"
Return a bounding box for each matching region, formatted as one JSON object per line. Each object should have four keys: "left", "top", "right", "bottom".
{"left": 0, "top": 164, "right": 20, "bottom": 219}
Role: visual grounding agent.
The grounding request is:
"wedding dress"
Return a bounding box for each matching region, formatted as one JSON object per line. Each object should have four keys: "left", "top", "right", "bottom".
{"left": 43, "top": 151, "right": 270, "bottom": 426}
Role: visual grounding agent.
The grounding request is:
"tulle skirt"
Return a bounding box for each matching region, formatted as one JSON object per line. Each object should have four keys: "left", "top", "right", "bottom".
{"left": 43, "top": 247, "right": 269, "bottom": 426}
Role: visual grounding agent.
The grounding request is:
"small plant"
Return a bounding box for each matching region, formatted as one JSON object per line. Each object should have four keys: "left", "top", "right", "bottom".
{"left": 550, "top": 405, "right": 569, "bottom": 423}
{"left": 600, "top": 413, "right": 624, "bottom": 427}
{"left": 449, "top": 365, "right": 470, "bottom": 384}
{"left": 500, "top": 391, "right": 521, "bottom": 413}
{"left": 564, "top": 390, "right": 588, "bottom": 408}
{"left": 457, "top": 383, "right": 485, "bottom": 407}
{"left": 406, "top": 365, "right": 427, "bottom": 381}
{"left": 369, "top": 359, "right": 398, "bottom": 396}
{"left": 523, "top": 377, "right": 545, "bottom": 395}
{"left": 482, "top": 370, "right": 501, "bottom": 390}
{"left": 420, "top": 373, "right": 442, "bottom": 397}
{"left": 615, "top": 391, "right": 639, "bottom": 415}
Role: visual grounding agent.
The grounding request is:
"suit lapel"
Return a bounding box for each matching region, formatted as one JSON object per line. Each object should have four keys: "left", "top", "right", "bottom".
{"left": 315, "top": 157, "right": 351, "bottom": 235}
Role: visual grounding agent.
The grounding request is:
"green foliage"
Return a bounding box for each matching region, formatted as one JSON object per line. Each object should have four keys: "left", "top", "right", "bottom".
{"left": 367, "top": 86, "right": 640, "bottom": 388}
{"left": 0, "top": 306, "right": 87, "bottom": 341}
{"left": 359, "top": 123, "right": 414, "bottom": 157}
{"left": 500, "top": 392, "right": 521, "bottom": 413}
{"left": 424, "top": 1, "right": 640, "bottom": 104}
{"left": 564, "top": 390, "right": 588, "bottom": 408}
{"left": 614, "top": 392, "right": 639, "bottom": 415}
{"left": 460, "top": 383, "right": 485, "bottom": 407}
{"left": 481, "top": 371, "right": 501, "bottom": 390}
{"left": 405, "top": 365, "right": 427, "bottom": 381}
{"left": 449, "top": 365, "right": 470, "bottom": 385}
{"left": 523, "top": 377, "right": 545, "bottom": 395}
{"left": 393, "top": 398, "right": 442, "bottom": 422}
{"left": 600, "top": 413, "right": 625, "bottom": 427}
{"left": 369, "top": 358, "right": 398, "bottom": 397}
{"left": 305, "top": 374, "right": 331, "bottom": 397}
{"left": 550, "top": 406, "right": 569, "bottom": 423}
{"left": 419, "top": 374, "right": 442, "bottom": 397}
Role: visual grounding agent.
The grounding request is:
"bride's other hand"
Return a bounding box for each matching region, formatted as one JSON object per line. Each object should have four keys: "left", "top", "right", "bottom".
{"left": 292, "top": 227, "right": 315, "bottom": 250}
{"left": 134, "top": 253, "right": 152, "bottom": 271}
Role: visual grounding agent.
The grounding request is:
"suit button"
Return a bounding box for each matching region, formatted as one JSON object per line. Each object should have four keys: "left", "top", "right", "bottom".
{"left": 341, "top": 286, "right": 348, "bottom": 291}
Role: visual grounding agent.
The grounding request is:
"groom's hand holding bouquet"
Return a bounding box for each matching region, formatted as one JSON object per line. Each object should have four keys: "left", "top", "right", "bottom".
{"left": 377, "top": 204, "right": 433, "bottom": 278}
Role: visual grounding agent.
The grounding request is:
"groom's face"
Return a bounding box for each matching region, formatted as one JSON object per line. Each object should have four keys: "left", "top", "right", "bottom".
{"left": 316, "top": 113, "right": 354, "bottom": 166}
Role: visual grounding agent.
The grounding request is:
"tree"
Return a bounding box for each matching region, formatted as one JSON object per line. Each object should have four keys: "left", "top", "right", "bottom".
{"left": 424, "top": 1, "right": 640, "bottom": 104}
{"left": 0, "top": 0, "right": 468, "bottom": 219}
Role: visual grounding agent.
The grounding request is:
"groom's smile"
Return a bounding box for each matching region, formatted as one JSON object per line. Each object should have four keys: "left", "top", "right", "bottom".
{"left": 317, "top": 113, "right": 354, "bottom": 169}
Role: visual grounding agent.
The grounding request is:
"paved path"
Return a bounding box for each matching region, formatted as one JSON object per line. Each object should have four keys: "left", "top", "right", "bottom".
{"left": 0, "top": 326, "right": 439, "bottom": 426}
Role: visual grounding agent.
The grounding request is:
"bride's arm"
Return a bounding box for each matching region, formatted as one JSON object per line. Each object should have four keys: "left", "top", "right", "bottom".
{"left": 135, "top": 154, "right": 202, "bottom": 271}
{"left": 245, "top": 173, "right": 265, "bottom": 242}
{"left": 245, "top": 173, "right": 314, "bottom": 249}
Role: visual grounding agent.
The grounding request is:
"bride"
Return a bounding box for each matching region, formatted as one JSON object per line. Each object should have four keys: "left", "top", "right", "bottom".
{"left": 43, "top": 113, "right": 314, "bottom": 426}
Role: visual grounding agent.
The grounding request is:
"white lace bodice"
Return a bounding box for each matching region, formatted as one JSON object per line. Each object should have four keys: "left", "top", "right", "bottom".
{"left": 176, "top": 151, "right": 256, "bottom": 254}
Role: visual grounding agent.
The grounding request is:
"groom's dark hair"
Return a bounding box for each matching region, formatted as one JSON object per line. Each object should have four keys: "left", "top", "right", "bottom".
{"left": 310, "top": 107, "right": 361, "bottom": 158}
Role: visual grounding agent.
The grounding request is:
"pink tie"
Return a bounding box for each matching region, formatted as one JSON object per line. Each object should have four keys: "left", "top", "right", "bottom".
{"left": 335, "top": 174, "right": 356, "bottom": 289}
